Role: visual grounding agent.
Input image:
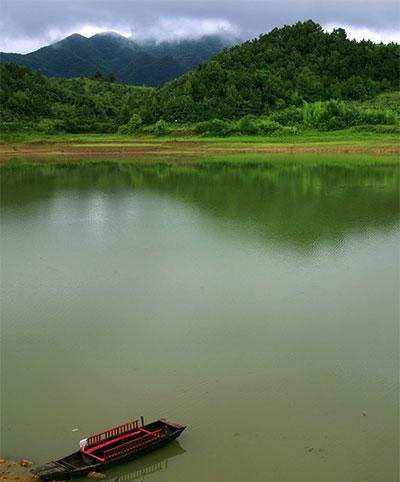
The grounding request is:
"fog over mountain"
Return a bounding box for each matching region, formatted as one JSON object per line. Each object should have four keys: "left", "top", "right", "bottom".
{"left": 0, "top": 32, "right": 236, "bottom": 86}
{"left": 1, "top": 0, "right": 399, "bottom": 54}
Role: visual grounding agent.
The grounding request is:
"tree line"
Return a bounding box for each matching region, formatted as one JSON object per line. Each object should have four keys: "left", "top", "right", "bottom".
{"left": 1, "top": 21, "right": 399, "bottom": 136}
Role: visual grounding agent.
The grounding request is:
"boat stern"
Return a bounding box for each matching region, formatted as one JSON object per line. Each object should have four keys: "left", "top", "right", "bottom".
{"left": 159, "top": 418, "right": 186, "bottom": 432}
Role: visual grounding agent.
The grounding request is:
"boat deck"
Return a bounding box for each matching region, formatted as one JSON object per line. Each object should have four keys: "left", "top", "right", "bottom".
{"left": 80, "top": 420, "right": 166, "bottom": 462}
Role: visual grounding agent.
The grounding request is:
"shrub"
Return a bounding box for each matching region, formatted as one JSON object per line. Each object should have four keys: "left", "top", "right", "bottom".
{"left": 237, "top": 115, "right": 260, "bottom": 135}
{"left": 92, "top": 122, "right": 117, "bottom": 133}
{"left": 365, "top": 91, "right": 400, "bottom": 114}
{"left": 357, "top": 108, "right": 396, "bottom": 125}
{"left": 272, "top": 126, "right": 299, "bottom": 136}
{"left": 0, "top": 121, "right": 35, "bottom": 133}
{"left": 142, "top": 119, "right": 170, "bottom": 136}
{"left": 194, "top": 119, "right": 235, "bottom": 137}
{"left": 300, "top": 100, "right": 399, "bottom": 131}
{"left": 302, "top": 100, "right": 360, "bottom": 130}
{"left": 117, "top": 113, "right": 143, "bottom": 134}
{"left": 37, "top": 119, "right": 64, "bottom": 134}
{"left": 258, "top": 119, "right": 283, "bottom": 134}
{"left": 270, "top": 106, "right": 303, "bottom": 126}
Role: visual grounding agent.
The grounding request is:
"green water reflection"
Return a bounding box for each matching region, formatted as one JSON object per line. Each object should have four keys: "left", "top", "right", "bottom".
{"left": 2, "top": 161, "right": 399, "bottom": 249}
{"left": 1, "top": 160, "right": 399, "bottom": 482}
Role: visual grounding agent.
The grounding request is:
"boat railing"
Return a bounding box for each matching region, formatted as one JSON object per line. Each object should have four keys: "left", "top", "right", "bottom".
{"left": 86, "top": 420, "right": 139, "bottom": 448}
{"left": 103, "top": 429, "right": 163, "bottom": 460}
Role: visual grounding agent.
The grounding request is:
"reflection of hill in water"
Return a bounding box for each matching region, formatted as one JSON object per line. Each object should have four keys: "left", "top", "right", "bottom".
{"left": 2, "top": 162, "right": 399, "bottom": 251}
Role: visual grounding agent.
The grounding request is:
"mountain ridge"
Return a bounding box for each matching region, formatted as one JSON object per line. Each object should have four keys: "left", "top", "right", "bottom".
{"left": 0, "top": 32, "right": 236, "bottom": 86}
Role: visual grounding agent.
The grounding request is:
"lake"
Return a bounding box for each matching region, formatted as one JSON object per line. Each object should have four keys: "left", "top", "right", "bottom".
{"left": 1, "top": 159, "right": 399, "bottom": 482}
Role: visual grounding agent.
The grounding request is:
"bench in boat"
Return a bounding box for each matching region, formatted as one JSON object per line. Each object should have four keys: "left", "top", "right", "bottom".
{"left": 81, "top": 420, "right": 164, "bottom": 462}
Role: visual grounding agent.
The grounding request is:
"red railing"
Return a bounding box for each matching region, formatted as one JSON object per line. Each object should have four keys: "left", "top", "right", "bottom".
{"left": 103, "top": 429, "right": 163, "bottom": 460}
{"left": 86, "top": 420, "right": 139, "bottom": 448}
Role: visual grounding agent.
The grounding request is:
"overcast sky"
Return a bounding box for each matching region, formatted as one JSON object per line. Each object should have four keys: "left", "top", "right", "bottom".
{"left": 1, "top": 0, "right": 399, "bottom": 53}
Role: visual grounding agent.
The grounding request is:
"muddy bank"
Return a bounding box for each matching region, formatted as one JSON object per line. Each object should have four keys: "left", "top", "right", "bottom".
{"left": 0, "top": 141, "right": 399, "bottom": 162}
{"left": 0, "top": 459, "right": 36, "bottom": 481}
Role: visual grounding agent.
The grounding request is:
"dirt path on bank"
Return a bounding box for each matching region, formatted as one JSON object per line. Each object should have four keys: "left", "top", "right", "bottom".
{"left": 1, "top": 141, "right": 399, "bottom": 162}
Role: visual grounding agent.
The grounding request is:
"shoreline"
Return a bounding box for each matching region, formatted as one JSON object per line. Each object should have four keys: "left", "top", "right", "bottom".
{"left": 1, "top": 135, "right": 399, "bottom": 163}
{"left": 0, "top": 459, "right": 36, "bottom": 481}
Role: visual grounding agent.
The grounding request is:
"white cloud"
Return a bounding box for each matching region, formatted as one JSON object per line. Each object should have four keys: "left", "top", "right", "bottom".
{"left": 78, "top": 25, "right": 132, "bottom": 38}
{"left": 0, "top": 0, "right": 398, "bottom": 54}
{"left": 131, "top": 17, "right": 239, "bottom": 42}
{"left": 0, "top": 17, "right": 238, "bottom": 53}
{"left": 324, "top": 23, "right": 400, "bottom": 43}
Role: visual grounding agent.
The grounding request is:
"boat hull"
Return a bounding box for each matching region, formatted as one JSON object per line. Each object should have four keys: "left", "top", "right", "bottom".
{"left": 32, "top": 420, "right": 185, "bottom": 480}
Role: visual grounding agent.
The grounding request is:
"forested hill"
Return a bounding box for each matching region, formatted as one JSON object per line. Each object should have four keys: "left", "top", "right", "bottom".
{"left": 1, "top": 21, "right": 399, "bottom": 136}
{"left": 0, "top": 32, "right": 234, "bottom": 86}
{"left": 156, "top": 20, "right": 400, "bottom": 121}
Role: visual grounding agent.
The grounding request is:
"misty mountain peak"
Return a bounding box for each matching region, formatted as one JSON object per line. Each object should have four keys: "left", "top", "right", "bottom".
{"left": 0, "top": 32, "right": 235, "bottom": 85}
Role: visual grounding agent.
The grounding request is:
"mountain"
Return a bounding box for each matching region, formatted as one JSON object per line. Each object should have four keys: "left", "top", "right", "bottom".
{"left": 156, "top": 20, "right": 400, "bottom": 121}
{"left": 0, "top": 32, "right": 235, "bottom": 86}
{"left": 1, "top": 21, "right": 399, "bottom": 135}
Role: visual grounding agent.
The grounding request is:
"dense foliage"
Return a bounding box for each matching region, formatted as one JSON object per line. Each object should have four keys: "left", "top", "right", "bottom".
{"left": 0, "top": 63, "right": 157, "bottom": 133}
{"left": 192, "top": 99, "right": 398, "bottom": 137}
{"left": 0, "top": 33, "right": 233, "bottom": 86}
{"left": 1, "top": 21, "right": 399, "bottom": 136}
{"left": 157, "top": 20, "right": 399, "bottom": 122}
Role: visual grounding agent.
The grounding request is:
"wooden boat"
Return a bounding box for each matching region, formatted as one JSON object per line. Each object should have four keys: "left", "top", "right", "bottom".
{"left": 31, "top": 418, "right": 186, "bottom": 480}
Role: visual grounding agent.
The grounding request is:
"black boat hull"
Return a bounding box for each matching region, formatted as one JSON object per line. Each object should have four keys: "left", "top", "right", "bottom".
{"left": 32, "top": 420, "right": 185, "bottom": 480}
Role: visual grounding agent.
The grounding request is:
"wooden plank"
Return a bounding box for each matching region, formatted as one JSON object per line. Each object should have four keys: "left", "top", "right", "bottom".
{"left": 84, "top": 430, "right": 142, "bottom": 454}
{"left": 86, "top": 420, "right": 139, "bottom": 448}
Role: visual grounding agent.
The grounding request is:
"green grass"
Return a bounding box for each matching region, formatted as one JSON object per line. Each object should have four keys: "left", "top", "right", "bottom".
{"left": 1, "top": 128, "right": 399, "bottom": 148}
{"left": 186, "top": 130, "right": 400, "bottom": 147}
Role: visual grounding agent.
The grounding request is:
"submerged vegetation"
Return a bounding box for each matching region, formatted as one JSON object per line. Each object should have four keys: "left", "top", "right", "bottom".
{"left": 0, "top": 21, "right": 399, "bottom": 140}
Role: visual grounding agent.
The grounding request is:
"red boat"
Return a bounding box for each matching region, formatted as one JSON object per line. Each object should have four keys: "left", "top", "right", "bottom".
{"left": 31, "top": 418, "right": 186, "bottom": 480}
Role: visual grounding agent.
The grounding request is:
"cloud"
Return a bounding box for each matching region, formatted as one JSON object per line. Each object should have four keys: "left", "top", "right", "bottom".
{"left": 131, "top": 17, "right": 238, "bottom": 42}
{"left": 324, "top": 24, "right": 400, "bottom": 43}
{"left": 0, "top": 0, "right": 399, "bottom": 53}
{"left": 78, "top": 25, "right": 132, "bottom": 39}
{"left": 0, "top": 16, "right": 238, "bottom": 52}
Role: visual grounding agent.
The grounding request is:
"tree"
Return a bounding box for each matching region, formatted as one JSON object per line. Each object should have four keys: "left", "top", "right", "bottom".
{"left": 105, "top": 72, "right": 116, "bottom": 83}
{"left": 118, "top": 113, "right": 143, "bottom": 134}
{"left": 296, "top": 67, "right": 323, "bottom": 102}
{"left": 92, "top": 70, "right": 103, "bottom": 80}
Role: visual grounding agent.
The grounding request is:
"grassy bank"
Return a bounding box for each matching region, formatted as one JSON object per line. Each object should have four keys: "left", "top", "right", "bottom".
{"left": 1, "top": 128, "right": 400, "bottom": 147}
{"left": 1, "top": 130, "right": 399, "bottom": 167}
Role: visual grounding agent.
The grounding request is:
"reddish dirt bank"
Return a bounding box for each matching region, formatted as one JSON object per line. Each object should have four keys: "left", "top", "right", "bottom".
{"left": 0, "top": 141, "right": 399, "bottom": 162}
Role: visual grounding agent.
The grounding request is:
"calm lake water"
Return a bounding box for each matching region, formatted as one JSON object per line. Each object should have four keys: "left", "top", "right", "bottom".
{"left": 1, "top": 159, "right": 399, "bottom": 482}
